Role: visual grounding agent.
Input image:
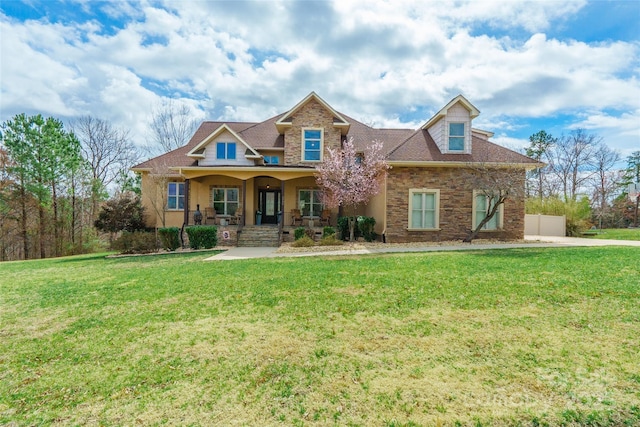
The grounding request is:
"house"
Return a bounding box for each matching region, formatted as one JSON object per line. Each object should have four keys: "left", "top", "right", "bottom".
{"left": 132, "top": 92, "right": 540, "bottom": 246}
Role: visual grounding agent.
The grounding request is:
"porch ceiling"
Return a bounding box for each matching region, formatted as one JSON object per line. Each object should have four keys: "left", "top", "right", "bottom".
{"left": 174, "top": 166, "right": 316, "bottom": 181}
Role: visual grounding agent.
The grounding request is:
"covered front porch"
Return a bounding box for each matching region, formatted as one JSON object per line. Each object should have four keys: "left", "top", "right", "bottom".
{"left": 176, "top": 167, "right": 339, "bottom": 246}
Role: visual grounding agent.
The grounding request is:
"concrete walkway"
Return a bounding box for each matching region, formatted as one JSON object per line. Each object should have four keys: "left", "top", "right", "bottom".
{"left": 204, "top": 235, "right": 639, "bottom": 261}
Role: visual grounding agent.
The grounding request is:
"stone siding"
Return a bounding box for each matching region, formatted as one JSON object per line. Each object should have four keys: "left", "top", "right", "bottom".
{"left": 385, "top": 167, "right": 525, "bottom": 243}
{"left": 284, "top": 99, "right": 342, "bottom": 166}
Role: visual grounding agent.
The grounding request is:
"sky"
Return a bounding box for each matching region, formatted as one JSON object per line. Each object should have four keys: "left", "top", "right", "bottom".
{"left": 1, "top": 0, "right": 639, "bottom": 160}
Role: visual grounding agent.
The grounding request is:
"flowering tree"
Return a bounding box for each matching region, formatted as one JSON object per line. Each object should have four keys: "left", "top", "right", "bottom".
{"left": 315, "top": 137, "right": 389, "bottom": 241}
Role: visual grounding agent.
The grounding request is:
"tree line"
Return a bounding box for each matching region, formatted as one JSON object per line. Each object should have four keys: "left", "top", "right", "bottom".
{"left": 1, "top": 107, "right": 637, "bottom": 260}
{"left": 525, "top": 129, "right": 639, "bottom": 230}
{"left": 0, "top": 101, "right": 198, "bottom": 261}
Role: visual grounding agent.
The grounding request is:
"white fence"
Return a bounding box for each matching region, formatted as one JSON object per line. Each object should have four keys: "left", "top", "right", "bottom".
{"left": 524, "top": 214, "right": 566, "bottom": 236}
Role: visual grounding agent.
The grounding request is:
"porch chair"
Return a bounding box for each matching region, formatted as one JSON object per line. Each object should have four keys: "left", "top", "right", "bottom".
{"left": 319, "top": 209, "right": 331, "bottom": 226}
{"left": 204, "top": 207, "right": 217, "bottom": 225}
{"left": 291, "top": 209, "right": 303, "bottom": 226}
{"left": 230, "top": 208, "right": 243, "bottom": 225}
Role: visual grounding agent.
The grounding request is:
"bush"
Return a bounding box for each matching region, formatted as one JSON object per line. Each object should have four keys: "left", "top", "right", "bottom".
{"left": 113, "top": 231, "right": 158, "bottom": 254}
{"left": 95, "top": 194, "right": 146, "bottom": 233}
{"left": 357, "top": 216, "right": 377, "bottom": 242}
{"left": 322, "top": 226, "right": 336, "bottom": 238}
{"left": 319, "top": 234, "right": 343, "bottom": 246}
{"left": 292, "top": 236, "right": 315, "bottom": 247}
{"left": 337, "top": 216, "right": 361, "bottom": 241}
{"left": 158, "top": 227, "right": 181, "bottom": 251}
{"left": 305, "top": 227, "right": 316, "bottom": 240}
{"left": 185, "top": 226, "right": 218, "bottom": 249}
{"left": 526, "top": 196, "right": 592, "bottom": 236}
{"left": 294, "top": 227, "right": 306, "bottom": 240}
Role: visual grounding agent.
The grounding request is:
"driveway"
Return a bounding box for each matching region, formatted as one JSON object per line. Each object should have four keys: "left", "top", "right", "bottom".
{"left": 205, "top": 235, "right": 639, "bottom": 261}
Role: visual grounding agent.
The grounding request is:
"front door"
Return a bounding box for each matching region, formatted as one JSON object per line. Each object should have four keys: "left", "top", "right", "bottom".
{"left": 259, "top": 189, "right": 281, "bottom": 224}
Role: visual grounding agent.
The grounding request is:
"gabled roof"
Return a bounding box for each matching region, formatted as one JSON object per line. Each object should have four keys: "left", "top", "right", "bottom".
{"left": 187, "top": 123, "right": 261, "bottom": 159}
{"left": 275, "top": 91, "right": 350, "bottom": 133}
{"left": 387, "top": 130, "right": 539, "bottom": 166}
{"left": 421, "top": 94, "right": 480, "bottom": 130}
{"left": 132, "top": 92, "right": 540, "bottom": 172}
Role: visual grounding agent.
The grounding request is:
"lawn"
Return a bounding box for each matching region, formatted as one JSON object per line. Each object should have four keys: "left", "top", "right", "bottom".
{"left": 1, "top": 247, "right": 639, "bottom": 426}
{"left": 583, "top": 228, "right": 640, "bottom": 241}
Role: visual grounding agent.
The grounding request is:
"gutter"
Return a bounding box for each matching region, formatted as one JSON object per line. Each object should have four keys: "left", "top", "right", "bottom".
{"left": 388, "top": 161, "right": 544, "bottom": 170}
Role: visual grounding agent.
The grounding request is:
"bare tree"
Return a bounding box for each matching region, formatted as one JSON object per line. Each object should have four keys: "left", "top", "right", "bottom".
{"left": 70, "top": 116, "right": 139, "bottom": 187}
{"left": 147, "top": 99, "right": 198, "bottom": 155}
{"left": 589, "top": 144, "right": 621, "bottom": 229}
{"left": 464, "top": 164, "right": 527, "bottom": 243}
{"left": 69, "top": 116, "right": 139, "bottom": 220}
{"left": 142, "top": 159, "right": 176, "bottom": 228}
{"left": 547, "top": 129, "right": 600, "bottom": 201}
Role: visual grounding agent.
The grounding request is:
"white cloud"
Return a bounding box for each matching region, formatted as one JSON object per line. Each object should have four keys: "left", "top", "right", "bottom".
{"left": 0, "top": 0, "right": 638, "bottom": 155}
{"left": 492, "top": 135, "right": 529, "bottom": 152}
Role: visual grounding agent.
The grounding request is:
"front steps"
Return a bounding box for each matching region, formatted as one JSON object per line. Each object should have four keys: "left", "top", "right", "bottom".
{"left": 237, "top": 225, "right": 280, "bottom": 247}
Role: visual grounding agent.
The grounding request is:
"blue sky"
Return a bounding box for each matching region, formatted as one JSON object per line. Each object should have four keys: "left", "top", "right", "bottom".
{"left": 1, "top": 0, "right": 638, "bottom": 159}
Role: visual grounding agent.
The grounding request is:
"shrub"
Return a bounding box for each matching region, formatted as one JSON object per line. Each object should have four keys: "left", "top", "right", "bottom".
{"left": 357, "top": 216, "right": 377, "bottom": 242}
{"left": 319, "top": 234, "right": 343, "bottom": 246}
{"left": 294, "top": 227, "right": 306, "bottom": 240}
{"left": 526, "top": 196, "right": 593, "bottom": 236}
{"left": 158, "top": 227, "right": 181, "bottom": 251}
{"left": 305, "top": 227, "right": 316, "bottom": 240}
{"left": 292, "top": 236, "right": 315, "bottom": 247}
{"left": 185, "top": 226, "right": 218, "bottom": 249}
{"left": 94, "top": 194, "right": 146, "bottom": 233}
{"left": 113, "top": 231, "right": 158, "bottom": 254}
{"left": 322, "top": 226, "right": 336, "bottom": 238}
{"left": 337, "top": 216, "right": 361, "bottom": 241}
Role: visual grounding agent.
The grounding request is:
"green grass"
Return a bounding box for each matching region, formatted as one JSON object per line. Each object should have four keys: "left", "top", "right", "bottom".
{"left": 1, "top": 248, "right": 639, "bottom": 426}
{"left": 583, "top": 228, "right": 640, "bottom": 241}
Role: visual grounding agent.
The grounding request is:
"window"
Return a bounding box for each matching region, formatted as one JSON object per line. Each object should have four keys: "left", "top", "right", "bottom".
{"left": 408, "top": 189, "right": 439, "bottom": 229}
{"left": 298, "top": 189, "right": 322, "bottom": 217}
{"left": 212, "top": 187, "right": 239, "bottom": 216}
{"left": 216, "top": 142, "right": 236, "bottom": 160}
{"left": 474, "top": 193, "right": 502, "bottom": 230}
{"left": 449, "top": 122, "right": 465, "bottom": 151}
{"left": 167, "top": 182, "right": 184, "bottom": 210}
{"left": 264, "top": 155, "right": 279, "bottom": 165}
{"left": 303, "top": 129, "right": 322, "bottom": 162}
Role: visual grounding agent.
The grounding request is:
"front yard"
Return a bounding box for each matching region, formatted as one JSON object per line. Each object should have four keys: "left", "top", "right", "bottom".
{"left": 582, "top": 228, "right": 640, "bottom": 241}
{"left": 1, "top": 247, "right": 639, "bottom": 426}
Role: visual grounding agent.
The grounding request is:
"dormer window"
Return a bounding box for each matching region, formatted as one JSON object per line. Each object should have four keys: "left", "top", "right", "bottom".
{"left": 264, "top": 155, "right": 279, "bottom": 165}
{"left": 303, "top": 128, "right": 323, "bottom": 162}
{"left": 448, "top": 123, "right": 465, "bottom": 151}
{"left": 217, "top": 142, "right": 236, "bottom": 160}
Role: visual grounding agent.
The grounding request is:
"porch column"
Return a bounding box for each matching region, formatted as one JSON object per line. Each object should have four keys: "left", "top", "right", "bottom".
{"left": 242, "top": 180, "right": 246, "bottom": 226}
{"left": 183, "top": 179, "right": 190, "bottom": 226}
{"left": 279, "top": 180, "right": 285, "bottom": 234}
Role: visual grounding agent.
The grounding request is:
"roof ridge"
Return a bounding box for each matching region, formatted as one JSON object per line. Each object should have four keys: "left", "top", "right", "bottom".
{"left": 238, "top": 112, "right": 286, "bottom": 134}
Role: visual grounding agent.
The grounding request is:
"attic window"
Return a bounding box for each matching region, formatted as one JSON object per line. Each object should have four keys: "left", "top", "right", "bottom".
{"left": 217, "top": 142, "right": 236, "bottom": 160}
{"left": 449, "top": 123, "right": 465, "bottom": 151}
